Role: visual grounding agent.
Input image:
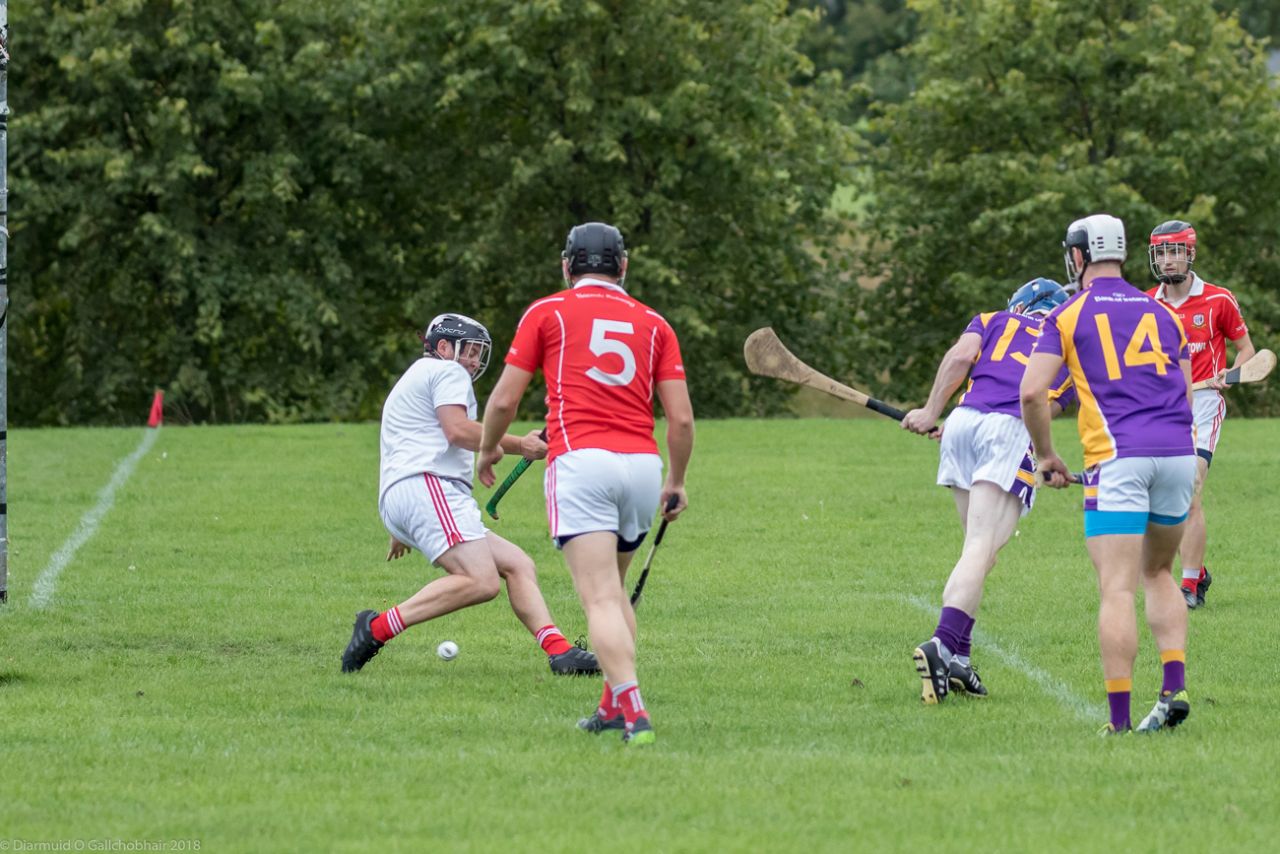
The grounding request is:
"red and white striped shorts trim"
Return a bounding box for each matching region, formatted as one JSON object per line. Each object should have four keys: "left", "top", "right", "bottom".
{"left": 1191, "top": 390, "right": 1226, "bottom": 454}
{"left": 424, "top": 474, "right": 464, "bottom": 548}
{"left": 378, "top": 473, "right": 487, "bottom": 564}
{"left": 545, "top": 461, "right": 560, "bottom": 537}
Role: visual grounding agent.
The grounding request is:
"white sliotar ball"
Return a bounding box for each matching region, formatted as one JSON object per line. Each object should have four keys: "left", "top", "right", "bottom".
{"left": 437, "top": 641, "right": 459, "bottom": 661}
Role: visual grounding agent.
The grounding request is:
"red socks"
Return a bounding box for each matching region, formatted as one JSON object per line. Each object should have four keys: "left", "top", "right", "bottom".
{"left": 596, "top": 681, "right": 621, "bottom": 719}
{"left": 612, "top": 681, "right": 649, "bottom": 727}
{"left": 370, "top": 607, "right": 406, "bottom": 644}
{"left": 535, "top": 624, "right": 573, "bottom": 656}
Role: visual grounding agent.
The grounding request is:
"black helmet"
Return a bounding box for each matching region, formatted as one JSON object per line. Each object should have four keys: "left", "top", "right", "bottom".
{"left": 562, "top": 222, "right": 626, "bottom": 277}
{"left": 423, "top": 313, "right": 492, "bottom": 380}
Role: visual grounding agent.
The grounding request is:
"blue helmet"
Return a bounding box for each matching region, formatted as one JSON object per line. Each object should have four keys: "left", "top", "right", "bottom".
{"left": 1008, "top": 278, "right": 1068, "bottom": 318}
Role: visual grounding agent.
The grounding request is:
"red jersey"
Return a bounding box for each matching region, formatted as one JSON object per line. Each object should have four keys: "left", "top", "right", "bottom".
{"left": 1148, "top": 274, "right": 1248, "bottom": 383}
{"left": 506, "top": 279, "right": 686, "bottom": 460}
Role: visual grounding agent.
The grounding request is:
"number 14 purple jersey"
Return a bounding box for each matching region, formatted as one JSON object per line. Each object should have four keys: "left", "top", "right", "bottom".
{"left": 1033, "top": 277, "right": 1194, "bottom": 468}
{"left": 957, "top": 311, "right": 1074, "bottom": 417}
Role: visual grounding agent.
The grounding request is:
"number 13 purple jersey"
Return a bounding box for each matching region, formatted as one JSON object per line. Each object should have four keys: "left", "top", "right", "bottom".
{"left": 958, "top": 311, "right": 1074, "bottom": 417}
{"left": 1033, "top": 277, "right": 1194, "bottom": 468}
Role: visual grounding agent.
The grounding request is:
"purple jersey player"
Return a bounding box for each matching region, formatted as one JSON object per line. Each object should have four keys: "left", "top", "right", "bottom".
{"left": 902, "top": 278, "right": 1072, "bottom": 705}
{"left": 1021, "top": 214, "right": 1197, "bottom": 737}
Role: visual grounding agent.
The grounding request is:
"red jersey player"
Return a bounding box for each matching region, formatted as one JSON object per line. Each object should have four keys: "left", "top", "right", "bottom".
{"left": 478, "top": 222, "right": 694, "bottom": 747}
{"left": 1147, "top": 220, "right": 1256, "bottom": 609}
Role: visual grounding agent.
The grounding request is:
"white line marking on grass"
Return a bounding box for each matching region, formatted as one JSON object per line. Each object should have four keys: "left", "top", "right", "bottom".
{"left": 30, "top": 428, "right": 160, "bottom": 610}
{"left": 904, "top": 594, "right": 1100, "bottom": 722}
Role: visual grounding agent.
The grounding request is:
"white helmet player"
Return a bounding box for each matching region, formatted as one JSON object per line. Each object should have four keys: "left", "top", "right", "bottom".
{"left": 1062, "top": 214, "right": 1126, "bottom": 288}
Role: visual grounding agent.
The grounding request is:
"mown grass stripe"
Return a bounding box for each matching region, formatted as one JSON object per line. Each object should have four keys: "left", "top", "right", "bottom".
{"left": 29, "top": 428, "right": 159, "bottom": 609}
{"left": 904, "top": 593, "right": 1101, "bottom": 722}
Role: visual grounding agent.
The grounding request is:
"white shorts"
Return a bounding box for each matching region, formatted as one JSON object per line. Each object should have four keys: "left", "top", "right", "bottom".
{"left": 545, "top": 449, "right": 663, "bottom": 547}
{"left": 1081, "top": 455, "right": 1197, "bottom": 536}
{"left": 379, "top": 473, "right": 487, "bottom": 563}
{"left": 1192, "top": 389, "right": 1225, "bottom": 457}
{"left": 937, "top": 407, "right": 1036, "bottom": 515}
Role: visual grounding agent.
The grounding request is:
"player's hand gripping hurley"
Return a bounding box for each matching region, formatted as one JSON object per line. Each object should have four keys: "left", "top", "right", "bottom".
{"left": 485, "top": 429, "right": 548, "bottom": 520}
{"left": 1190, "top": 348, "right": 1275, "bottom": 391}
{"left": 630, "top": 495, "right": 680, "bottom": 608}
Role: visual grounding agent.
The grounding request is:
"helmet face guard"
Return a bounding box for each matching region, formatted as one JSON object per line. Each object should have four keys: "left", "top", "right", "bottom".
{"left": 1149, "top": 220, "right": 1197, "bottom": 286}
{"left": 423, "top": 313, "right": 492, "bottom": 380}
{"left": 562, "top": 222, "right": 627, "bottom": 278}
{"left": 1063, "top": 228, "right": 1086, "bottom": 286}
{"left": 1008, "top": 277, "right": 1068, "bottom": 318}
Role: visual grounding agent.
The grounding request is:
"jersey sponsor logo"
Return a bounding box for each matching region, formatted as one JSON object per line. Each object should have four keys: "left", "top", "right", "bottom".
{"left": 1192, "top": 313, "right": 1206, "bottom": 328}
{"left": 1188, "top": 341, "right": 1207, "bottom": 353}
{"left": 1092, "top": 294, "right": 1148, "bottom": 304}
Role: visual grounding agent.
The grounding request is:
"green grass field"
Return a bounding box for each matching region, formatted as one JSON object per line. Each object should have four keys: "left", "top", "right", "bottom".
{"left": 3, "top": 418, "right": 1279, "bottom": 851}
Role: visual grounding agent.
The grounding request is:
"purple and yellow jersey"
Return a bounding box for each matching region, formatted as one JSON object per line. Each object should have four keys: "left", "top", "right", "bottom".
{"left": 957, "top": 311, "right": 1074, "bottom": 417}
{"left": 1034, "top": 277, "right": 1194, "bottom": 468}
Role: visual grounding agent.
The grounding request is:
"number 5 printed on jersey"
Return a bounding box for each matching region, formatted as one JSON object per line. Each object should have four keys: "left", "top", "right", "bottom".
{"left": 586, "top": 319, "right": 638, "bottom": 386}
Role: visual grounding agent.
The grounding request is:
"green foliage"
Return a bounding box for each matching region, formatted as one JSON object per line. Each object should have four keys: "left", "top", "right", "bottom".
{"left": 15, "top": 0, "right": 420, "bottom": 424}
{"left": 1219, "top": 0, "right": 1280, "bottom": 42}
{"left": 12, "top": 0, "right": 856, "bottom": 424}
{"left": 856, "top": 0, "right": 1280, "bottom": 413}
{"left": 789, "top": 0, "right": 920, "bottom": 114}
{"left": 385, "top": 0, "right": 858, "bottom": 417}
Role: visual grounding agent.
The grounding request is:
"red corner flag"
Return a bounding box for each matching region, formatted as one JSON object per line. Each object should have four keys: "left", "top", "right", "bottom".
{"left": 147, "top": 390, "right": 165, "bottom": 428}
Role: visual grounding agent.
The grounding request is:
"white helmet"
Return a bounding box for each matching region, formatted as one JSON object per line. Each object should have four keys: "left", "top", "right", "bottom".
{"left": 1063, "top": 214, "right": 1126, "bottom": 286}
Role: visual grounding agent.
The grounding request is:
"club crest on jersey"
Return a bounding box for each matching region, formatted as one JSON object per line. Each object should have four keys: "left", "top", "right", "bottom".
{"left": 1192, "top": 313, "right": 1206, "bottom": 328}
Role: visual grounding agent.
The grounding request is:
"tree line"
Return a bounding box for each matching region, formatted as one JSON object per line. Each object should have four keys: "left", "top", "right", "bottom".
{"left": 12, "top": 0, "right": 1279, "bottom": 425}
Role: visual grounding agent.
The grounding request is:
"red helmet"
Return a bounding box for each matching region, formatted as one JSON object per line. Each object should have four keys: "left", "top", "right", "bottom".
{"left": 1149, "top": 220, "right": 1196, "bottom": 285}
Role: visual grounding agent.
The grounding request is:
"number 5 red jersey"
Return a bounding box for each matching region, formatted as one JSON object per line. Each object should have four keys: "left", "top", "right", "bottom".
{"left": 504, "top": 279, "right": 686, "bottom": 460}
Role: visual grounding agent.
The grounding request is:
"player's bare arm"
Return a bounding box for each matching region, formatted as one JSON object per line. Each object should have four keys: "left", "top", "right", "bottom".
{"left": 1020, "top": 351, "right": 1070, "bottom": 487}
{"left": 478, "top": 364, "right": 536, "bottom": 486}
{"left": 656, "top": 378, "right": 694, "bottom": 520}
{"left": 1231, "top": 331, "right": 1256, "bottom": 368}
{"left": 438, "top": 404, "right": 544, "bottom": 460}
{"left": 437, "top": 404, "right": 481, "bottom": 450}
{"left": 902, "top": 332, "right": 981, "bottom": 435}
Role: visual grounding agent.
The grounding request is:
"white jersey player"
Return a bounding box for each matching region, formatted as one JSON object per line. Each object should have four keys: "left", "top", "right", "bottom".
{"left": 341, "top": 313, "right": 599, "bottom": 678}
